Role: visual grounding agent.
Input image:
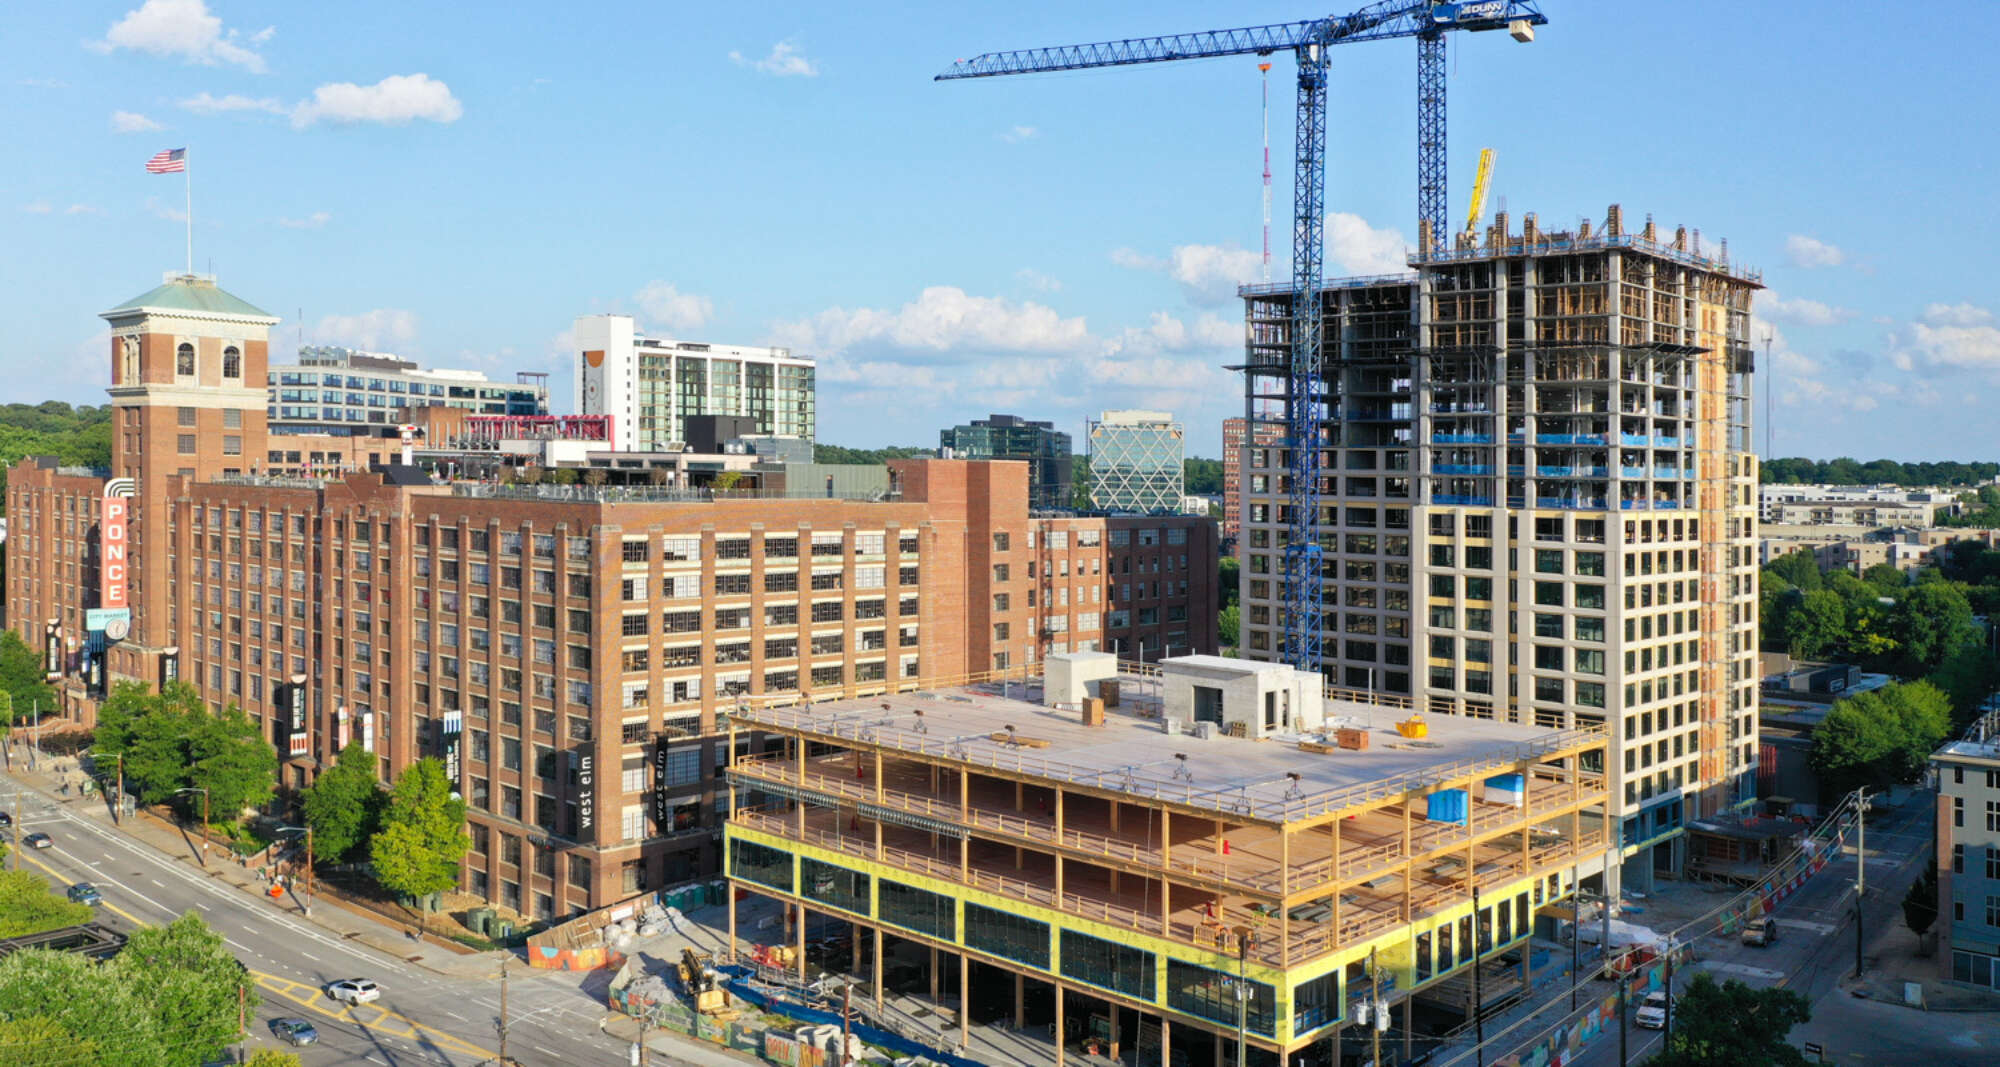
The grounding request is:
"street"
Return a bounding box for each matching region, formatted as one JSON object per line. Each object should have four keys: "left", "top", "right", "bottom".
{"left": 2, "top": 767, "right": 638, "bottom": 1067}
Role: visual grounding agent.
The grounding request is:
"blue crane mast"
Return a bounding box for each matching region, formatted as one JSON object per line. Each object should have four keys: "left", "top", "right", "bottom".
{"left": 939, "top": 1, "right": 1547, "bottom": 676}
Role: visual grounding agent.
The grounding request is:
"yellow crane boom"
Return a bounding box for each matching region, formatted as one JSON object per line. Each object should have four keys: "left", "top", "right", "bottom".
{"left": 1464, "top": 147, "right": 1495, "bottom": 235}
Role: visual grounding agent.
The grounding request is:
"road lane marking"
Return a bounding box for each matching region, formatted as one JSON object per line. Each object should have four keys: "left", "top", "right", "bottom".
{"left": 252, "top": 969, "right": 497, "bottom": 1062}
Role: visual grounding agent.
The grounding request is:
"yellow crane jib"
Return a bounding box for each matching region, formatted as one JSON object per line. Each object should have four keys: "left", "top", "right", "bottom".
{"left": 1465, "top": 147, "right": 1495, "bottom": 236}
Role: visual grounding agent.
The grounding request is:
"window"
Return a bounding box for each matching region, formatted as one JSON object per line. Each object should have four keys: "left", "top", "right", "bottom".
{"left": 1536, "top": 549, "right": 1564, "bottom": 574}
{"left": 178, "top": 434, "right": 197, "bottom": 454}
{"left": 965, "top": 902, "right": 1048, "bottom": 968}
{"left": 176, "top": 343, "right": 195, "bottom": 376}
{"left": 802, "top": 858, "right": 870, "bottom": 916}
{"left": 222, "top": 436, "right": 242, "bottom": 456}
{"left": 1168, "top": 959, "right": 1273, "bottom": 1035}
{"left": 222, "top": 346, "right": 241, "bottom": 378}
{"left": 879, "top": 880, "right": 954, "bottom": 940}
{"left": 730, "top": 840, "right": 792, "bottom": 892}
{"left": 1062, "top": 931, "right": 1154, "bottom": 1001}
{"left": 1534, "top": 581, "right": 1564, "bottom": 607}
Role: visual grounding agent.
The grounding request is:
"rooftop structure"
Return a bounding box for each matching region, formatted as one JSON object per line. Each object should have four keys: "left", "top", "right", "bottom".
{"left": 269, "top": 345, "right": 548, "bottom": 439}
{"left": 723, "top": 655, "right": 1608, "bottom": 1061}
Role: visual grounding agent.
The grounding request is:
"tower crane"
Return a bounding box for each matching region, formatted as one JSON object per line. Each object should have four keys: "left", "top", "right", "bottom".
{"left": 939, "top": 2, "right": 1548, "bottom": 675}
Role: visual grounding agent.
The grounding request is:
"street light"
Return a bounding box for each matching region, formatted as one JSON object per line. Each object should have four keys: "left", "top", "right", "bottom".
{"left": 173, "top": 786, "right": 210, "bottom": 866}
{"left": 274, "top": 824, "right": 313, "bottom": 916}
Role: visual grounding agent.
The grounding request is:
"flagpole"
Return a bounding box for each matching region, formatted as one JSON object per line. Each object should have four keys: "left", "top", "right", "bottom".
{"left": 184, "top": 147, "right": 193, "bottom": 277}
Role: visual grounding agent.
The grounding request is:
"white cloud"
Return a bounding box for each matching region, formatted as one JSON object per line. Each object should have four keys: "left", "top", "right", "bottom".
{"left": 145, "top": 196, "right": 187, "bottom": 222}
{"left": 1015, "top": 268, "right": 1061, "bottom": 293}
{"left": 729, "top": 40, "right": 819, "bottom": 77}
{"left": 1325, "top": 212, "right": 1411, "bottom": 275}
{"left": 291, "top": 74, "right": 463, "bottom": 128}
{"left": 634, "top": 282, "right": 715, "bottom": 333}
{"left": 111, "top": 110, "right": 163, "bottom": 132}
{"left": 21, "top": 201, "right": 53, "bottom": 215}
{"left": 179, "top": 91, "right": 283, "bottom": 115}
{"left": 1894, "top": 303, "right": 2000, "bottom": 373}
{"left": 772, "top": 286, "right": 1091, "bottom": 359}
{"left": 1110, "top": 243, "right": 1261, "bottom": 305}
{"left": 93, "top": 0, "right": 270, "bottom": 73}
{"left": 65, "top": 204, "right": 105, "bottom": 216}
{"left": 278, "top": 211, "right": 330, "bottom": 229}
{"left": 312, "top": 309, "right": 419, "bottom": 353}
{"left": 999, "top": 125, "right": 1038, "bottom": 143}
{"left": 1760, "top": 291, "right": 1855, "bottom": 328}
{"left": 1785, "top": 234, "right": 1846, "bottom": 269}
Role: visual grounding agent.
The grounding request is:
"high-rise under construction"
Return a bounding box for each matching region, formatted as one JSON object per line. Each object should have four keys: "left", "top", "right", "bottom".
{"left": 1235, "top": 206, "right": 1761, "bottom": 884}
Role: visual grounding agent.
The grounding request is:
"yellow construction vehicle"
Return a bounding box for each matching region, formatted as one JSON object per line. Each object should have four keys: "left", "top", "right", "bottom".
{"left": 677, "top": 947, "right": 733, "bottom": 1016}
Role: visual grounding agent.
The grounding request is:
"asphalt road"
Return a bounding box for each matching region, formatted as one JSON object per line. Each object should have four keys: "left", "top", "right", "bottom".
{"left": 1, "top": 771, "right": 637, "bottom": 1067}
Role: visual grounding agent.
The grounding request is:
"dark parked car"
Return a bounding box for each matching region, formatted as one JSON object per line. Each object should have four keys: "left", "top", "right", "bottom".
{"left": 271, "top": 1018, "right": 319, "bottom": 1046}
{"left": 66, "top": 883, "right": 101, "bottom": 906}
{"left": 22, "top": 832, "right": 52, "bottom": 850}
{"left": 0, "top": 811, "right": 12, "bottom": 827}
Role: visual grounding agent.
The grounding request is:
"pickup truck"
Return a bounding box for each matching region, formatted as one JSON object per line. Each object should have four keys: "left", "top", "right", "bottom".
{"left": 1741, "top": 917, "right": 1778, "bottom": 947}
{"left": 1636, "top": 990, "right": 1668, "bottom": 1029}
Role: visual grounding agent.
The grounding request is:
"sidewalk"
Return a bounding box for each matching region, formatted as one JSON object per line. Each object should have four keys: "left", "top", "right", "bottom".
{"left": 0, "top": 748, "right": 506, "bottom": 981}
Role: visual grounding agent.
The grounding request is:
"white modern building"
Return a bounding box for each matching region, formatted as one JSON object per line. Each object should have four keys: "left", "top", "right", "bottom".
{"left": 574, "top": 314, "right": 816, "bottom": 452}
{"left": 1087, "top": 409, "right": 1185, "bottom": 514}
{"left": 268, "top": 346, "right": 547, "bottom": 438}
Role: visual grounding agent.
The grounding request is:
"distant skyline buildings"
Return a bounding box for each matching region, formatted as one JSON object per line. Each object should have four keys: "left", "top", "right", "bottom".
{"left": 1087, "top": 409, "right": 1185, "bottom": 514}
{"left": 940, "top": 413, "right": 1072, "bottom": 511}
{"left": 574, "top": 314, "right": 815, "bottom": 452}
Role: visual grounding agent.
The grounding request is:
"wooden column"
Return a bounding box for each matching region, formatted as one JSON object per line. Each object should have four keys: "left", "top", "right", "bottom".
{"left": 930, "top": 947, "right": 939, "bottom": 1003}
{"left": 959, "top": 951, "right": 970, "bottom": 1049}
{"left": 1055, "top": 981, "right": 1067, "bottom": 1067}
{"left": 1161, "top": 880, "right": 1171, "bottom": 936}
{"left": 727, "top": 880, "right": 738, "bottom": 962}
{"left": 875, "top": 749, "right": 885, "bottom": 803}
{"left": 1215, "top": 818, "right": 1225, "bottom": 855}
{"left": 1161, "top": 809, "right": 1172, "bottom": 870}
{"left": 1159, "top": 1017, "right": 1171, "bottom": 1067}
{"left": 1403, "top": 796, "right": 1415, "bottom": 920}
{"left": 874, "top": 927, "right": 885, "bottom": 1011}
{"left": 1055, "top": 854, "right": 1065, "bottom": 905}
{"left": 1332, "top": 811, "right": 1342, "bottom": 880}
{"left": 1014, "top": 973, "right": 1025, "bottom": 1029}
{"left": 1280, "top": 827, "right": 1291, "bottom": 963}
{"left": 795, "top": 904, "right": 807, "bottom": 982}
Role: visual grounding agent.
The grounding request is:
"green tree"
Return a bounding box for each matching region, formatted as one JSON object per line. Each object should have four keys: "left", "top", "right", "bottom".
{"left": 1183, "top": 457, "right": 1223, "bottom": 495}
{"left": 1218, "top": 554, "right": 1240, "bottom": 609}
{"left": 185, "top": 705, "right": 278, "bottom": 820}
{"left": 1861, "top": 563, "right": 1907, "bottom": 595}
{"left": 0, "top": 690, "right": 11, "bottom": 741}
{"left": 1904, "top": 866, "right": 1939, "bottom": 938}
{"left": 1927, "top": 643, "right": 2000, "bottom": 730}
{"left": 1649, "top": 972, "right": 1812, "bottom": 1067}
{"left": 1810, "top": 682, "right": 1953, "bottom": 797}
{"left": 303, "top": 741, "right": 387, "bottom": 864}
{"left": 0, "top": 870, "right": 95, "bottom": 937}
{"left": 1765, "top": 549, "right": 1823, "bottom": 593}
{"left": 371, "top": 758, "right": 470, "bottom": 936}
{"left": 0, "top": 949, "right": 153, "bottom": 1067}
{"left": 1782, "top": 589, "right": 1846, "bottom": 659}
{"left": 113, "top": 913, "right": 258, "bottom": 1063}
{"left": 1218, "top": 604, "right": 1240, "bottom": 649}
{"left": 243, "top": 1051, "right": 305, "bottom": 1067}
{"left": 0, "top": 630, "right": 56, "bottom": 728}
{"left": 0, "top": 1015, "right": 100, "bottom": 1065}
{"left": 1893, "top": 581, "right": 1977, "bottom": 675}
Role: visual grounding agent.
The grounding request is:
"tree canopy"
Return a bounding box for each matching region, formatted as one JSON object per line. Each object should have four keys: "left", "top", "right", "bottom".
{"left": 0, "top": 910, "right": 252, "bottom": 1067}
{"left": 370, "top": 758, "right": 470, "bottom": 911}
{"left": 1759, "top": 456, "right": 2000, "bottom": 488}
{"left": 1810, "top": 681, "right": 1953, "bottom": 798}
{"left": 303, "top": 741, "right": 387, "bottom": 864}
{"left": 0, "top": 402, "right": 114, "bottom": 510}
{"left": 93, "top": 681, "right": 276, "bottom": 821}
{"left": 0, "top": 870, "right": 94, "bottom": 938}
{"left": 0, "top": 630, "right": 57, "bottom": 731}
{"left": 1649, "top": 972, "right": 1812, "bottom": 1067}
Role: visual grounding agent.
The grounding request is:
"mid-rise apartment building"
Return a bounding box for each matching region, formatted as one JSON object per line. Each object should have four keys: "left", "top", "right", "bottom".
{"left": 1936, "top": 707, "right": 2000, "bottom": 995}
{"left": 5, "top": 272, "right": 1214, "bottom": 922}
{"left": 1089, "top": 410, "right": 1185, "bottom": 514}
{"left": 1236, "top": 208, "right": 1762, "bottom": 883}
{"left": 269, "top": 346, "right": 548, "bottom": 435}
{"left": 941, "top": 414, "right": 1073, "bottom": 511}
{"left": 575, "top": 314, "right": 815, "bottom": 452}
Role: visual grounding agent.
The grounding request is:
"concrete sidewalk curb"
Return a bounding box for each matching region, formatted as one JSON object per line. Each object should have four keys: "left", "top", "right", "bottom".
{"left": 2, "top": 760, "right": 501, "bottom": 980}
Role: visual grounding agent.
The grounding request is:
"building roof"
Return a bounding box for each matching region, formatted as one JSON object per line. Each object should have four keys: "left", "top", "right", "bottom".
{"left": 732, "top": 671, "right": 1597, "bottom": 824}
{"left": 103, "top": 274, "right": 276, "bottom": 321}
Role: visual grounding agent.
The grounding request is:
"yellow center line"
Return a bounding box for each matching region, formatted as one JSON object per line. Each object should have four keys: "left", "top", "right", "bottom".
{"left": 12, "top": 852, "right": 497, "bottom": 1062}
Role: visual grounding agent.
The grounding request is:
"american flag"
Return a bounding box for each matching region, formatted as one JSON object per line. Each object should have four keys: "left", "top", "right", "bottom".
{"left": 145, "top": 148, "right": 186, "bottom": 174}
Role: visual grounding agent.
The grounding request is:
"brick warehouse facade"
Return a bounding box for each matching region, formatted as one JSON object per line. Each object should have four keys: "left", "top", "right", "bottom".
{"left": 5, "top": 274, "right": 1217, "bottom": 921}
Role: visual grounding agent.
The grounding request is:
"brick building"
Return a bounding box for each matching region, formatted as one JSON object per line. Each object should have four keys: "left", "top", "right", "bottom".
{"left": 5, "top": 273, "right": 1216, "bottom": 921}
{"left": 1222, "top": 417, "right": 1284, "bottom": 548}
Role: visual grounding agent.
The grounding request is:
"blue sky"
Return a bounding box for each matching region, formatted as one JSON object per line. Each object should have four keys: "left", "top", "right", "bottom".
{"left": 4, "top": 2, "right": 1996, "bottom": 461}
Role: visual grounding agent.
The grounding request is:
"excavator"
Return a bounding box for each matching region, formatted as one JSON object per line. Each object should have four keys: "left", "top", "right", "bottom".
{"left": 676, "top": 947, "right": 735, "bottom": 1017}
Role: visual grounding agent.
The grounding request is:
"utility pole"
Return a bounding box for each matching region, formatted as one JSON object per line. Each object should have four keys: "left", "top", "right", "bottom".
{"left": 498, "top": 954, "right": 511, "bottom": 1066}
{"left": 1369, "top": 946, "right": 1382, "bottom": 1067}
{"left": 1663, "top": 951, "right": 1674, "bottom": 1046}
{"left": 237, "top": 981, "right": 246, "bottom": 1065}
{"left": 10, "top": 792, "right": 19, "bottom": 871}
{"left": 1617, "top": 973, "right": 1628, "bottom": 1067}
{"left": 1854, "top": 788, "right": 1868, "bottom": 979}
{"left": 112, "top": 752, "right": 123, "bottom": 825}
